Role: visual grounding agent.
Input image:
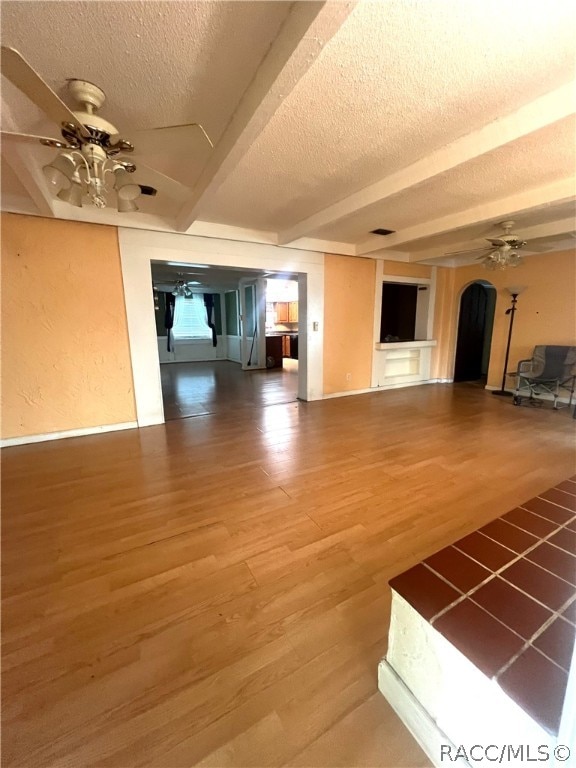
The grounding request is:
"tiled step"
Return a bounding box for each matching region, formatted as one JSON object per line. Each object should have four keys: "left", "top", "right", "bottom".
{"left": 388, "top": 476, "right": 576, "bottom": 735}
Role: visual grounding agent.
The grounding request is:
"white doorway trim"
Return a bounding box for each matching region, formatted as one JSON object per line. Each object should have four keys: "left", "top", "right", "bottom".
{"left": 118, "top": 228, "right": 324, "bottom": 427}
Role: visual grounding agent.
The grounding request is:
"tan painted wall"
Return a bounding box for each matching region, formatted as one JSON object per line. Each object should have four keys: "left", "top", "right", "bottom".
{"left": 431, "top": 266, "right": 456, "bottom": 380}
{"left": 1, "top": 213, "right": 136, "bottom": 438}
{"left": 323, "top": 253, "right": 376, "bottom": 394}
{"left": 435, "top": 249, "right": 576, "bottom": 387}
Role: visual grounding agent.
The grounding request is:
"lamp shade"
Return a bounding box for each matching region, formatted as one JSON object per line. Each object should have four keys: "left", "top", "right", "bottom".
{"left": 42, "top": 153, "right": 76, "bottom": 191}
{"left": 117, "top": 197, "right": 139, "bottom": 213}
{"left": 505, "top": 285, "right": 527, "bottom": 296}
{"left": 114, "top": 169, "right": 141, "bottom": 202}
{"left": 57, "top": 182, "right": 83, "bottom": 208}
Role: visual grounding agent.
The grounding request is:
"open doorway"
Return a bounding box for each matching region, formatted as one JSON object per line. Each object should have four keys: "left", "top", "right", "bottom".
{"left": 454, "top": 281, "right": 496, "bottom": 383}
{"left": 151, "top": 263, "right": 299, "bottom": 420}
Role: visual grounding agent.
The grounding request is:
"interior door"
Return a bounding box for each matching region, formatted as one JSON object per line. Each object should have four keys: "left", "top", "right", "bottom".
{"left": 239, "top": 278, "right": 266, "bottom": 370}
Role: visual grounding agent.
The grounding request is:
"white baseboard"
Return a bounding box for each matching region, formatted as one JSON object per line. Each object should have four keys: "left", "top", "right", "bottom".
{"left": 378, "top": 660, "right": 470, "bottom": 768}
{"left": 323, "top": 379, "right": 451, "bottom": 400}
{"left": 0, "top": 421, "right": 138, "bottom": 448}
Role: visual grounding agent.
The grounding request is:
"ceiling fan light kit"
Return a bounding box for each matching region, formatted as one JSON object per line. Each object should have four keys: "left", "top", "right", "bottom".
{"left": 0, "top": 46, "right": 213, "bottom": 213}
{"left": 481, "top": 248, "right": 524, "bottom": 270}
{"left": 172, "top": 280, "right": 194, "bottom": 298}
{"left": 444, "top": 221, "right": 534, "bottom": 269}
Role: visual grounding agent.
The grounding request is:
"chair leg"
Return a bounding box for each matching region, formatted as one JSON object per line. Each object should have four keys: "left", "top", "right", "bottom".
{"left": 568, "top": 377, "right": 575, "bottom": 409}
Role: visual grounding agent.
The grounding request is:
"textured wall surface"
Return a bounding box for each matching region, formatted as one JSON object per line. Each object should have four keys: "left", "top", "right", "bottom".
{"left": 323, "top": 253, "right": 375, "bottom": 395}
{"left": 1, "top": 214, "right": 136, "bottom": 438}
{"left": 436, "top": 249, "right": 576, "bottom": 387}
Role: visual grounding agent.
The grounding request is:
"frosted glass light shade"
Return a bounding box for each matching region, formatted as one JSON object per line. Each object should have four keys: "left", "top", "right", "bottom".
{"left": 42, "top": 154, "right": 76, "bottom": 190}
{"left": 57, "top": 182, "right": 83, "bottom": 208}
{"left": 117, "top": 197, "right": 139, "bottom": 213}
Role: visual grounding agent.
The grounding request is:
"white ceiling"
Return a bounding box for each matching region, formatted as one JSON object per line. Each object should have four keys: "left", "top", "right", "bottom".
{"left": 1, "top": 0, "right": 575, "bottom": 266}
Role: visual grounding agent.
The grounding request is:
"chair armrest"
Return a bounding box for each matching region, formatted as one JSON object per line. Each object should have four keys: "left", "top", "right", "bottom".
{"left": 516, "top": 359, "right": 533, "bottom": 373}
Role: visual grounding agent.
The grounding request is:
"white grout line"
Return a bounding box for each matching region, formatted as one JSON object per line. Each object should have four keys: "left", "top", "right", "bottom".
{"left": 494, "top": 593, "right": 576, "bottom": 679}
{"left": 425, "top": 512, "right": 575, "bottom": 647}
{"left": 402, "top": 483, "right": 576, "bottom": 683}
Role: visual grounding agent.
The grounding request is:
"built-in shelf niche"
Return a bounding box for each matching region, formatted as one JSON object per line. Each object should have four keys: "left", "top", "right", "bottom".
{"left": 371, "top": 267, "right": 437, "bottom": 390}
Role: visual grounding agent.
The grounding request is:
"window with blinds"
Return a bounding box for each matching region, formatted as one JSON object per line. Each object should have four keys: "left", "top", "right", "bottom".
{"left": 172, "top": 295, "right": 212, "bottom": 340}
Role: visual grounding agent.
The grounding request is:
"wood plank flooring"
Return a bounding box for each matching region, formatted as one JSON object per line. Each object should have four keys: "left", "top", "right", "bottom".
{"left": 161, "top": 360, "right": 299, "bottom": 420}
{"left": 2, "top": 383, "right": 575, "bottom": 767}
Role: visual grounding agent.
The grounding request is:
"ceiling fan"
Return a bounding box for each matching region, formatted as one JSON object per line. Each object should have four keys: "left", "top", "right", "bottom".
{"left": 153, "top": 273, "right": 205, "bottom": 297}
{"left": 444, "top": 220, "right": 550, "bottom": 269}
{"left": 0, "top": 46, "right": 213, "bottom": 212}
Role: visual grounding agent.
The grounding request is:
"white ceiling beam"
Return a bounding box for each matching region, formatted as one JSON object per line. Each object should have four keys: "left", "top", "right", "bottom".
{"left": 355, "top": 177, "right": 576, "bottom": 256}
{"left": 409, "top": 216, "right": 576, "bottom": 264}
{"left": 175, "top": 0, "right": 358, "bottom": 233}
{"left": 515, "top": 217, "right": 576, "bottom": 243}
{"left": 2, "top": 149, "right": 54, "bottom": 218}
{"left": 278, "top": 82, "right": 576, "bottom": 246}
{"left": 1, "top": 104, "right": 55, "bottom": 217}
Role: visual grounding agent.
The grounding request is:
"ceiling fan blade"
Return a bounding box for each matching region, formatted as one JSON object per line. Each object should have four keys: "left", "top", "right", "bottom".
{"left": 522, "top": 242, "right": 554, "bottom": 253}
{"left": 1, "top": 129, "right": 68, "bottom": 148}
{"left": 128, "top": 122, "right": 214, "bottom": 150}
{"left": 445, "top": 246, "right": 491, "bottom": 256}
{"left": 120, "top": 159, "right": 190, "bottom": 202}
{"left": 486, "top": 237, "right": 507, "bottom": 246}
{"left": 138, "top": 184, "right": 157, "bottom": 197}
{"left": 1, "top": 46, "right": 88, "bottom": 137}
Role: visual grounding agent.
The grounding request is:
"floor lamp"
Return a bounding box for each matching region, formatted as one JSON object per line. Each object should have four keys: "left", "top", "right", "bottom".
{"left": 493, "top": 286, "right": 526, "bottom": 397}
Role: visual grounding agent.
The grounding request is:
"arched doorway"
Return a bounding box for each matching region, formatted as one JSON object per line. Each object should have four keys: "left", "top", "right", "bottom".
{"left": 454, "top": 281, "right": 496, "bottom": 383}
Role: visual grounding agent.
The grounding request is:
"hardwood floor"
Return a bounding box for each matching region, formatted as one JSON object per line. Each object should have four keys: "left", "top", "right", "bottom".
{"left": 161, "top": 360, "right": 299, "bottom": 420}
{"left": 2, "top": 383, "right": 575, "bottom": 767}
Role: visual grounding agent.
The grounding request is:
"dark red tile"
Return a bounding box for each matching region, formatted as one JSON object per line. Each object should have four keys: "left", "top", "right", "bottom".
{"left": 533, "top": 617, "right": 576, "bottom": 672}
{"left": 478, "top": 519, "right": 538, "bottom": 554}
{"left": 561, "top": 599, "right": 576, "bottom": 626}
{"left": 453, "top": 532, "right": 517, "bottom": 571}
{"left": 521, "top": 497, "right": 574, "bottom": 525}
{"left": 547, "top": 528, "right": 576, "bottom": 556}
{"left": 500, "top": 559, "right": 575, "bottom": 611}
{"left": 555, "top": 480, "right": 576, "bottom": 497}
{"left": 566, "top": 518, "right": 576, "bottom": 533}
{"left": 389, "top": 563, "right": 460, "bottom": 620}
{"left": 471, "top": 578, "right": 552, "bottom": 640}
{"left": 540, "top": 488, "right": 576, "bottom": 512}
{"left": 525, "top": 542, "right": 576, "bottom": 586}
{"left": 433, "top": 599, "right": 524, "bottom": 678}
{"left": 424, "top": 547, "right": 491, "bottom": 593}
{"left": 498, "top": 647, "right": 567, "bottom": 735}
{"left": 501, "top": 507, "right": 558, "bottom": 538}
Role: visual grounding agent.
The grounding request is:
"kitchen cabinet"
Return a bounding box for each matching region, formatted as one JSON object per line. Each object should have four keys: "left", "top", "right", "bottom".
{"left": 274, "top": 302, "right": 289, "bottom": 322}
{"left": 289, "top": 334, "right": 298, "bottom": 359}
{"left": 265, "top": 336, "right": 283, "bottom": 368}
{"left": 274, "top": 302, "right": 298, "bottom": 323}
{"left": 281, "top": 334, "right": 298, "bottom": 360}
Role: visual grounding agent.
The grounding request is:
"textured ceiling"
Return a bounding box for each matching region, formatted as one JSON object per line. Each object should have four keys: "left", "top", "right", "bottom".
{"left": 1, "top": 0, "right": 575, "bottom": 263}
{"left": 1, "top": 1, "right": 291, "bottom": 137}
{"left": 198, "top": 0, "right": 576, "bottom": 230}
{"left": 404, "top": 199, "right": 576, "bottom": 254}
{"left": 311, "top": 117, "right": 576, "bottom": 243}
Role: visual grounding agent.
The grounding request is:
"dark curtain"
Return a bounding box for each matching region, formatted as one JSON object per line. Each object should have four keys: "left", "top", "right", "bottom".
{"left": 204, "top": 294, "right": 217, "bottom": 347}
{"left": 164, "top": 292, "right": 175, "bottom": 351}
